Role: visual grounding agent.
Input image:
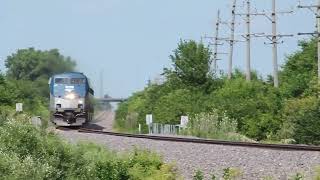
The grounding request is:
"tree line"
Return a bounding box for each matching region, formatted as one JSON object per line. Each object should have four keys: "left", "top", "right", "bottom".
{"left": 115, "top": 39, "right": 320, "bottom": 145}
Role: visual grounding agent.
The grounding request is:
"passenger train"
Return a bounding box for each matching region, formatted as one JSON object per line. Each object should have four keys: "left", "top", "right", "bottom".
{"left": 49, "top": 72, "right": 94, "bottom": 126}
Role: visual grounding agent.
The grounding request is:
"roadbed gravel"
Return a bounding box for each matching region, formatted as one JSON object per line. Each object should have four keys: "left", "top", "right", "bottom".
{"left": 56, "top": 111, "right": 320, "bottom": 179}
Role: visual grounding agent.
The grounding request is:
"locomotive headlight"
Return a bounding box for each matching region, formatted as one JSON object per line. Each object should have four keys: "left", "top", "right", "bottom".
{"left": 65, "top": 92, "right": 76, "bottom": 99}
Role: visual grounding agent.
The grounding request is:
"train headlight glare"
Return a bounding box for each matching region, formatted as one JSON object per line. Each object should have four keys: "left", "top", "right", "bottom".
{"left": 65, "top": 93, "right": 76, "bottom": 99}
{"left": 78, "top": 100, "right": 83, "bottom": 104}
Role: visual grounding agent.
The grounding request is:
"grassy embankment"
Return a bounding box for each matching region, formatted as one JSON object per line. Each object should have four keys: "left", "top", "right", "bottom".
{"left": 0, "top": 111, "right": 179, "bottom": 180}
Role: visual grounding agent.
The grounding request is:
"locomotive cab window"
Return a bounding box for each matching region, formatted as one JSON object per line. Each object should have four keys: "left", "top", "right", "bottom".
{"left": 54, "top": 78, "right": 85, "bottom": 84}
{"left": 55, "top": 78, "right": 69, "bottom": 84}
{"left": 70, "top": 78, "right": 85, "bottom": 84}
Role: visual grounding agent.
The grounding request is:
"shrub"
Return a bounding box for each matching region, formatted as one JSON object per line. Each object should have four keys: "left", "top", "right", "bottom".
{"left": 290, "top": 172, "right": 304, "bottom": 180}
{"left": 222, "top": 167, "right": 242, "bottom": 180}
{"left": 281, "top": 96, "right": 320, "bottom": 144}
{"left": 153, "top": 89, "right": 199, "bottom": 124}
{"left": 208, "top": 78, "right": 282, "bottom": 140}
{"left": 183, "top": 110, "right": 242, "bottom": 141}
{"left": 193, "top": 170, "right": 204, "bottom": 180}
{"left": 0, "top": 114, "right": 178, "bottom": 179}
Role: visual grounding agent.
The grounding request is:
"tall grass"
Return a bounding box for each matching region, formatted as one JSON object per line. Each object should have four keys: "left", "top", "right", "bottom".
{"left": 183, "top": 110, "right": 253, "bottom": 142}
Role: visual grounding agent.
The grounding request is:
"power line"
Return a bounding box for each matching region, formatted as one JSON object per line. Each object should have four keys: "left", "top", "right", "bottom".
{"left": 298, "top": 0, "right": 320, "bottom": 84}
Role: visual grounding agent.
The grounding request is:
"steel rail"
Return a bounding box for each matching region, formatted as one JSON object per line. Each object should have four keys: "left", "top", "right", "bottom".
{"left": 78, "top": 128, "right": 320, "bottom": 152}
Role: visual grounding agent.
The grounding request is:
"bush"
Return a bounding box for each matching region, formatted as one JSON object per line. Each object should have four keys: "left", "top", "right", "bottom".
{"left": 153, "top": 89, "right": 202, "bottom": 124}
{"left": 281, "top": 96, "right": 320, "bottom": 145}
{"left": 193, "top": 170, "right": 204, "bottom": 180}
{"left": 208, "top": 78, "right": 282, "bottom": 140}
{"left": 0, "top": 115, "right": 178, "bottom": 179}
{"left": 222, "top": 167, "right": 242, "bottom": 180}
{"left": 183, "top": 110, "right": 245, "bottom": 141}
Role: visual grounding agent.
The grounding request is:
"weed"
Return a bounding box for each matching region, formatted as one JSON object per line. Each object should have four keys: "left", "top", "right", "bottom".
{"left": 193, "top": 170, "right": 204, "bottom": 180}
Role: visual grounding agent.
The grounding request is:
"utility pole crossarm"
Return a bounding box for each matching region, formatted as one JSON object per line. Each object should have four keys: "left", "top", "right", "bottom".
{"left": 264, "top": 34, "right": 294, "bottom": 41}
{"left": 298, "top": 5, "right": 319, "bottom": 8}
{"left": 297, "top": 32, "right": 319, "bottom": 35}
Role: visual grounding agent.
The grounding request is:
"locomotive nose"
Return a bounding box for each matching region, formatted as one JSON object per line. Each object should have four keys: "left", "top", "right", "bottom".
{"left": 65, "top": 92, "right": 77, "bottom": 99}
{"left": 65, "top": 111, "right": 75, "bottom": 123}
{"left": 55, "top": 97, "right": 85, "bottom": 109}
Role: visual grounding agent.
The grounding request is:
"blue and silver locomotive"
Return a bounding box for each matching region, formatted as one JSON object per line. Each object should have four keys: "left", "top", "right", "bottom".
{"left": 49, "top": 72, "right": 94, "bottom": 126}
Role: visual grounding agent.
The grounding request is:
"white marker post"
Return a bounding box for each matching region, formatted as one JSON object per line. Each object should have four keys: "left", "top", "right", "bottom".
{"left": 146, "top": 114, "right": 153, "bottom": 134}
{"left": 16, "top": 103, "right": 23, "bottom": 112}
{"left": 138, "top": 124, "right": 141, "bottom": 134}
{"left": 180, "top": 116, "right": 189, "bottom": 128}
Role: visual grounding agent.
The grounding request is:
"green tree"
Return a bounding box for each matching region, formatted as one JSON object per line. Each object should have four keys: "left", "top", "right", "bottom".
{"left": 165, "top": 40, "right": 212, "bottom": 88}
{"left": 3, "top": 48, "right": 77, "bottom": 116}
{"left": 5, "top": 48, "right": 77, "bottom": 100}
{"left": 5, "top": 48, "right": 76, "bottom": 81}
{"left": 0, "top": 73, "right": 17, "bottom": 106}
{"left": 280, "top": 39, "right": 317, "bottom": 97}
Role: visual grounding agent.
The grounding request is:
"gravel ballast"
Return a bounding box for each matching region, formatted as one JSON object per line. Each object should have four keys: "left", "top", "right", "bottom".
{"left": 57, "top": 111, "right": 320, "bottom": 179}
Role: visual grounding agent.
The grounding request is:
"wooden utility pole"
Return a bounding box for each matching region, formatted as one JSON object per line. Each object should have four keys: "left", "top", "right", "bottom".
{"left": 213, "top": 10, "right": 221, "bottom": 71}
{"left": 271, "top": 0, "right": 279, "bottom": 87}
{"left": 204, "top": 9, "right": 228, "bottom": 73}
{"left": 259, "top": 0, "right": 293, "bottom": 88}
{"left": 245, "top": 0, "right": 251, "bottom": 81}
{"left": 236, "top": 0, "right": 265, "bottom": 82}
{"left": 228, "top": 0, "right": 237, "bottom": 79}
{"left": 298, "top": 0, "right": 320, "bottom": 84}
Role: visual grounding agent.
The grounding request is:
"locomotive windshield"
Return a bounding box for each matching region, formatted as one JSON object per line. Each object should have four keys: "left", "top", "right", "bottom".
{"left": 53, "top": 78, "right": 87, "bottom": 97}
{"left": 55, "top": 78, "right": 85, "bottom": 84}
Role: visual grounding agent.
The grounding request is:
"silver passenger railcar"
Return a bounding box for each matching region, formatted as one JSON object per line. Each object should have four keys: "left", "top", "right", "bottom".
{"left": 49, "top": 72, "right": 94, "bottom": 126}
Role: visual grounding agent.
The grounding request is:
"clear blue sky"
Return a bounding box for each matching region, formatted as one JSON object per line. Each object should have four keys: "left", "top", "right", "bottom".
{"left": 0, "top": 0, "right": 315, "bottom": 98}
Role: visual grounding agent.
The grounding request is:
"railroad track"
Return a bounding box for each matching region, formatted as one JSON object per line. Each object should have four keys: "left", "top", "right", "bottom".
{"left": 77, "top": 128, "right": 320, "bottom": 152}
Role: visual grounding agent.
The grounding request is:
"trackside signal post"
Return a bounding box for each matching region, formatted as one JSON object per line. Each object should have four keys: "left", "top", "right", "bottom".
{"left": 298, "top": 0, "right": 320, "bottom": 84}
